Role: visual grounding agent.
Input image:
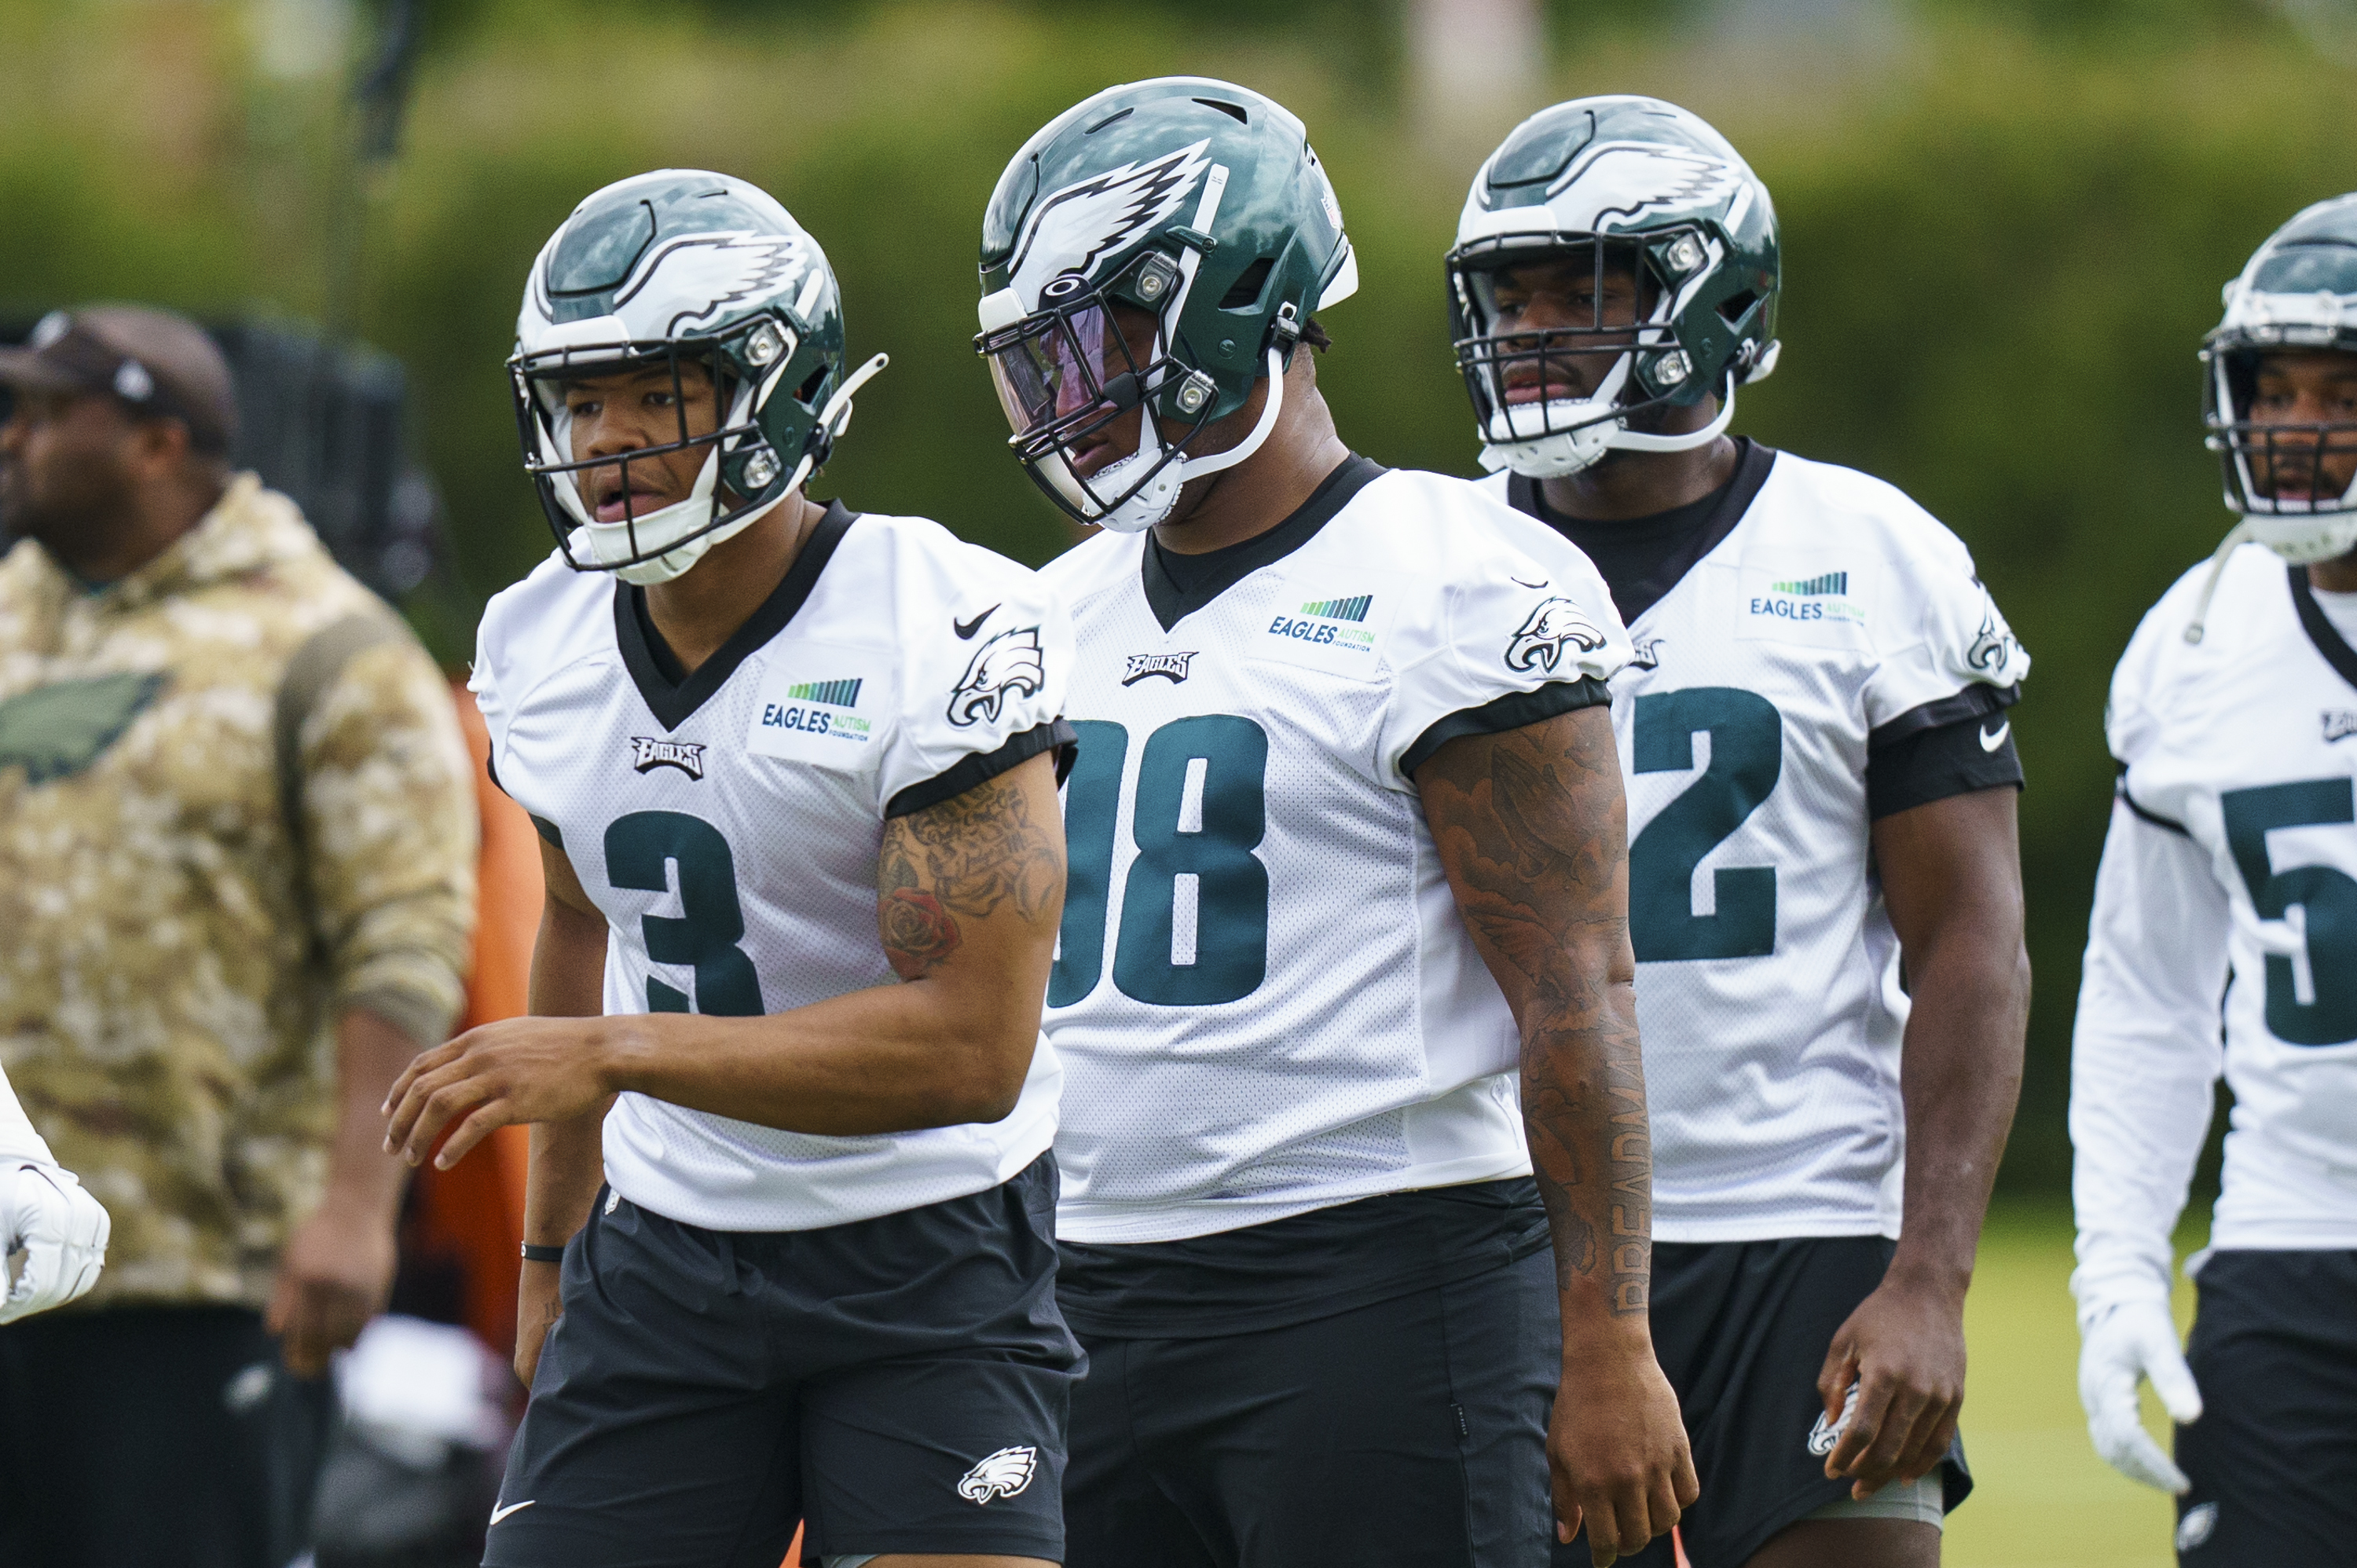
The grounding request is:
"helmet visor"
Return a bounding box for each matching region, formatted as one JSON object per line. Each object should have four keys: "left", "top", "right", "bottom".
{"left": 981, "top": 297, "right": 1164, "bottom": 455}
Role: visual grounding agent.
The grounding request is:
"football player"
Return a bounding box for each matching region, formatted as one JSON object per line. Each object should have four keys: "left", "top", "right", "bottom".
{"left": 977, "top": 79, "right": 1696, "bottom": 1567}
{"left": 1446, "top": 97, "right": 2033, "bottom": 1567}
{"left": 0, "top": 1059, "right": 109, "bottom": 1322}
{"left": 383, "top": 171, "right": 1082, "bottom": 1568}
{"left": 2072, "top": 194, "right": 2357, "bottom": 1566}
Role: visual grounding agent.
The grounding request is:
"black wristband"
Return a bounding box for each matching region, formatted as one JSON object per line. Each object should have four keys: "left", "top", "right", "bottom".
{"left": 520, "top": 1242, "right": 566, "bottom": 1264}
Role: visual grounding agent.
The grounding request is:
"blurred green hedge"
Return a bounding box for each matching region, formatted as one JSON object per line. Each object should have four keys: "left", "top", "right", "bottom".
{"left": 3, "top": 0, "right": 2350, "bottom": 1196}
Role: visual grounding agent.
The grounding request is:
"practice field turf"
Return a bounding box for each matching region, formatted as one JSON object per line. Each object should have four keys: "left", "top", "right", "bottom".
{"left": 1944, "top": 1203, "right": 2201, "bottom": 1568}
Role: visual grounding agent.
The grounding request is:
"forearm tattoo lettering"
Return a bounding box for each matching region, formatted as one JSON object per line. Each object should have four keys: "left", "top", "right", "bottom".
{"left": 878, "top": 768, "right": 1065, "bottom": 981}
{"left": 1417, "top": 711, "right": 1653, "bottom": 1316}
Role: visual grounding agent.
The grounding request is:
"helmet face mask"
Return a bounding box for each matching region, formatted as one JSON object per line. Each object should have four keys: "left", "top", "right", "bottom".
{"left": 514, "top": 324, "right": 809, "bottom": 580}
{"left": 1450, "top": 233, "right": 1704, "bottom": 473}
{"left": 977, "top": 252, "right": 1222, "bottom": 523}
{"left": 510, "top": 170, "right": 874, "bottom": 584}
{"left": 1448, "top": 97, "right": 1780, "bottom": 481}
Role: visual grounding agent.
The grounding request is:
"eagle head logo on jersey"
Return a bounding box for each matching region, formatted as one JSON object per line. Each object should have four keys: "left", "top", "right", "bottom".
{"left": 948, "top": 626, "right": 1047, "bottom": 727}
{"left": 1505, "top": 597, "right": 1607, "bottom": 673}
{"left": 955, "top": 1445, "right": 1039, "bottom": 1505}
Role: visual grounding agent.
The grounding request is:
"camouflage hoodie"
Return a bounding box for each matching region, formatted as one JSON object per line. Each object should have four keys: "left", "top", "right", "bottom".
{"left": 0, "top": 474, "right": 477, "bottom": 1309}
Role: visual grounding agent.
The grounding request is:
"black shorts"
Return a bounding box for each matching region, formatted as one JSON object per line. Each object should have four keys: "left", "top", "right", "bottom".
{"left": 0, "top": 1305, "right": 334, "bottom": 1568}
{"left": 1063, "top": 1194, "right": 1560, "bottom": 1568}
{"left": 486, "top": 1157, "right": 1081, "bottom": 1568}
{"left": 1552, "top": 1235, "right": 1971, "bottom": 1568}
{"left": 2172, "top": 1248, "right": 2357, "bottom": 1565}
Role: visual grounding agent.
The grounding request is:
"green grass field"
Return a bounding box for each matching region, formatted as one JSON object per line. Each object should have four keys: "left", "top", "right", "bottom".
{"left": 1944, "top": 1204, "right": 2200, "bottom": 1568}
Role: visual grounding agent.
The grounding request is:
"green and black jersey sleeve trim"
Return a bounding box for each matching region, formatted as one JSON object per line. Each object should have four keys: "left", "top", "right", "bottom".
{"left": 1401, "top": 677, "right": 1612, "bottom": 779}
{"left": 885, "top": 719, "right": 1078, "bottom": 819}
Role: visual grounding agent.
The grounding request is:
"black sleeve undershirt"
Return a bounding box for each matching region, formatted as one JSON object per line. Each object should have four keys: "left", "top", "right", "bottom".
{"left": 1864, "top": 688, "right": 2023, "bottom": 820}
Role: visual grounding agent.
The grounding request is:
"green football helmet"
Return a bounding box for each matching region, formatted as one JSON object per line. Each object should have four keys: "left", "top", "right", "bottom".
{"left": 510, "top": 170, "right": 886, "bottom": 584}
{"left": 976, "top": 77, "right": 1358, "bottom": 532}
{"left": 1447, "top": 96, "right": 1779, "bottom": 478}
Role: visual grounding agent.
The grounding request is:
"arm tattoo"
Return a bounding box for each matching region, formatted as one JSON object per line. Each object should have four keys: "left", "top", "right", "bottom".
{"left": 1417, "top": 709, "right": 1653, "bottom": 1316}
{"left": 877, "top": 767, "right": 1065, "bottom": 980}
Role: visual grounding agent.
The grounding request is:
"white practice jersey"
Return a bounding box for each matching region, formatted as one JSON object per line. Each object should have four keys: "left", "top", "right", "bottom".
{"left": 471, "top": 504, "right": 1073, "bottom": 1233}
{"left": 1486, "top": 450, "right": 2031, "bottom": 1241}
{"left": 2072, "top": 546, "right": 2357, "bottom": 1313}
{"left": 1042, "top": 457, "right": 1631, "bottom": 1244}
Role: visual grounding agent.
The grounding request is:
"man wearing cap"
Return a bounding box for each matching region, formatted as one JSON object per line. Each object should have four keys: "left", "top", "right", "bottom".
{"left": 0, "top": 306, "right": 478, "bottom": 1568}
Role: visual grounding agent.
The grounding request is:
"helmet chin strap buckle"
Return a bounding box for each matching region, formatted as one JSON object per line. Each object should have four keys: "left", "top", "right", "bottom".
{"left": 1268, "top": 301, "right": 1302, "bottom": 356}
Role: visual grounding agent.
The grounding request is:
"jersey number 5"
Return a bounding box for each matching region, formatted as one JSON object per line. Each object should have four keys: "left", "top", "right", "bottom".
{"left": 1629, "top": 687, "right": 1783, "bottom": 962}
{"left": 2221, "top": 778, "right": 2357, "bottom": 1046}
{"left": 1051, "top": 716, "right": 1270, "bottom": 1008}
{"left": 605, "top": 811, "right": 764, "bottom": 1017}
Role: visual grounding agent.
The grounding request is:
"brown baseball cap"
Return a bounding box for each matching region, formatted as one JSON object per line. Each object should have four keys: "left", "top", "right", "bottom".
{"left": 0, "top": 306, "right": 237, "bottom": 456}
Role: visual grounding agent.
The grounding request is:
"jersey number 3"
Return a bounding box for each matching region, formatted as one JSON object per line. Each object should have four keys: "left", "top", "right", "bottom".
{"left": 2222, "top": 778, "right": 2357, "bottom": 1046}
{"left": 606, "top": 811, "right": 764, "bottom": 1017}
{"left": 1051, "top": 716, "right": 1269, "bottom": 1008}
{"left": 1629, "top": 687, "right": 1783, "bottom": 962}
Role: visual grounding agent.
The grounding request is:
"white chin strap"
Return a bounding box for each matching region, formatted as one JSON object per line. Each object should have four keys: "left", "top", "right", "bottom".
{"left": 2183, "top": 506, "right": 2357, "bottom": 645}
{"left": 1478, "top": 365, "right": 1737, "bottom": 480}
{"left": 559, "top": 353, "right": 889, "bottom": 585}
{"left": 1057, "top": 347, "right": 1290, "bottom": 535}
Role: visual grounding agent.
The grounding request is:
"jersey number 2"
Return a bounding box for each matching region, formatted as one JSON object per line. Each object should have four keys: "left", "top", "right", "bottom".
{"left": 1629, "top": 687, "right": 1783, "bottom": 962}
{"left": 605, "top": 811, "right": 764, "bottom": 1017}
{"left": 1051, "top": 716, "right": 1270, "bottom": 1008}
{"left": 2222, "top": 778, "right": 2357, "bottom": 1046}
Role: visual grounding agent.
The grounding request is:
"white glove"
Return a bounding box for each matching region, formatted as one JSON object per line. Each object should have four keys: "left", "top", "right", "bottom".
{"left": 0, "top": 1160, "right": 112, "bottom": 1324}
{"left": 2077, "top": 1297, "right": 2202, "bottom": 1492}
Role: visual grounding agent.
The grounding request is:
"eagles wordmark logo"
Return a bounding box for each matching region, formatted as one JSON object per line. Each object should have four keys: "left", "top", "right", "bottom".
{"left": 1266, "top": 590, "right": 1378, "bottom": 653}
{"left": 949, "top": 626, "right": 1047, "bottom": 727}
{"left": 2323, "top": 709, "right": 2357, "bottom": 743}
{"left": 955, "top": 1446, "right": 1038, "bottom": 1506}
{"left": 1749, "top": 566, "right": 1864, "bottom": 627}
{"left": 630, "top": 737, "right": 706, "bottom": 779}
{"left": 1629, "top": 635, "right": 1666, "bottom": 671}
{"left": 1123, "top": 651, "right": 1196, "bottom": 686}
{"left": 1505, "top": 596, "right": 1607, "bottom": 673}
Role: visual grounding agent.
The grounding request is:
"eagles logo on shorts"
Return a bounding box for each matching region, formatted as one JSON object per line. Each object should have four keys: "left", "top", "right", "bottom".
{"left": 956, "top": 1445, "right": 1039, "bottom": 1504}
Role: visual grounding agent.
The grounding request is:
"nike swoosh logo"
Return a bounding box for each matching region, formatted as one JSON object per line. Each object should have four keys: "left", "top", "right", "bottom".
{"left": 954, "top": 606, "right": 999, "bottom": 639}
{"left": 489, "top": 1500, "right": 536, "bottom": 1527}
{"left": 1511, "top": 577, "right": 1549, "bottom": 589}
{"left": 1979, "top": 720, "right": 2011, "bottom": 753}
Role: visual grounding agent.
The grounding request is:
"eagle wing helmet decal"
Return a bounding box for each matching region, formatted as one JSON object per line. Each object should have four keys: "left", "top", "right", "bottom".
{"left": 1505, "top": 596, "right": 1608, "bottom": 673}
{"left": 521, "top": 231, "right": 812, "bottom": 341}
{"left": 955, "top": 1445, "right": 1039, "bottom": 1505}
{"left": 1548, "top": 141, "right": 1742, "bottom": 231}
{"left": 1008, "top": 139, "right": 1213, "bottom": 309}
{"left": 948, "top": 625, "right": 1048, "bottom": 727}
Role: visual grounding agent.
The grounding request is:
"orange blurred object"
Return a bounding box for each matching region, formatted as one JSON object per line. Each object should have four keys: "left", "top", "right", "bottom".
{"left": 400, "top": 681, "right": 544, "bottom": 1357}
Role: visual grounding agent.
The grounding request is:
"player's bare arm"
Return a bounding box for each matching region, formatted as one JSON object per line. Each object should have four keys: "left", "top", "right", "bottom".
{"left": 504, "top": 834, "right": 614, "bottom": 1387}
{"left": 1416, "top": 705, "right": 1699, "bottom": 1566}
{"left": 384, "top": 752, "right": 1065, "bottom": 1171}
{"left": 1819, "top": 786, "right": 2029, "bottom": 1499}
